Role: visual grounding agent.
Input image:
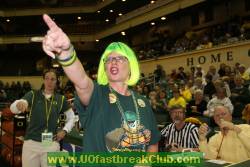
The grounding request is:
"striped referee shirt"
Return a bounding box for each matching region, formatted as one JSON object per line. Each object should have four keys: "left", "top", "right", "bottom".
{"left": 161, "top": 122, "right": 199, "bottom": 148}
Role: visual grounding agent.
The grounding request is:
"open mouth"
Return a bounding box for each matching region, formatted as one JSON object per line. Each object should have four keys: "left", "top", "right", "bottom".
{"left": 110, "top": 67, "right": 119, "bottom": 75}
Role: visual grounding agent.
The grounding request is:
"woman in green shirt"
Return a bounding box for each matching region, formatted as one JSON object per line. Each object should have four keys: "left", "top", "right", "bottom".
{"left": 40, "top": 14, "right": 160, "bottom": 155}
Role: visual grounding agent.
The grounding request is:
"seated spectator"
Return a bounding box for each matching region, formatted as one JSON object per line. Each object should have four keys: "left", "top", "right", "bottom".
{"left": 190, "top": 77, "right": 204, "bottom": 95}
{"left": 224, "top": 65, "right": 232, "bottom": 77}
{"left": 194, "top": 65, "right": 206, "bottom": 82}
{"left": 207, "top": 65, "right": 220, "bottom": 81}
{"left": 204, "top": 87, "right": 233, "bottom": 117}
{"left": 135, "top": 85, "right": 143, "bottom": 95}
{"left": 0, "top": 80, "right": 7, "bottom": 101}
{"left": 186, "top": 89, "right": 207, "bottom": 116}
{"left": 176, "top": 66, "right": 187, "bottom": 81}
{"left": 158, "top": 90, "right": 168, "bottom": 110}
{"left": 218, "top": 63, "right": 226, "bottom": 77}
{"left": 65, "top": 89, "right": 74, "bottom": 100}
{"left": 149, "top": 90, "right": 164, "bottom": 112}
{"left": 228, "top": 72, "right": 236, "bottom": 89}
{"left": 186, "top": 80, "right": 194, "bottom": 90}
{"left": 231, "top": 75, "right": 250, "bottom": 118}
{"left": 0, "top": 89, "right": 7, "bottom": 102}
{"left": 166, "top": 80, "right": 175, "bottom": 101}
{"left": 149, "top": 90, "right": 157, "bottom": 104}
{"left": 151, "top": 98, "right": 165, "bottom": 113}
{"left": 170, "top": 69, "right": 178, "bottom": 80}
{"left": 213, "top": 79, "right": 231, "bottom": 98}
{"left": 239, "top": 64, "right": 250, "bottom": 81}
{"left": 203, "top": 74, "right": 216, "bottom": 100}
{"left": 179, "top": 81, "right": 192, "bottom": 102}
{"left": 234, "top": 62, "right": 240, "bottom": 74}
{"left": 154, "top": 64, "right": 166, "bottom": 83}
{"left": 23, "top": 81, "right": 32, "bottom": 92}
{"left": 199, "top": 105, "right": 250, "bottom": 163}
{"left": 4, "top": 82, "right": 9, "bottom": 89}
{"left": 168, "top": 88, "right": 186, "bottom": 109}
{"left": 189, "top": 66, "right": 195, "bottom": 80}
{"left": 161, "top": 105, "right": 199, "bottom": 152}
{"left": 142, "top": 85, "right": 150, "bottom": 98}
{"left": 154, "top": 85, "right": 162, "bottom": 95}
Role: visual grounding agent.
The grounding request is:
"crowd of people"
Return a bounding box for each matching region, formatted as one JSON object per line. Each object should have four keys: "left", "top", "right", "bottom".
{"left": 136, "top": 16, "right": 250, "bottom": 60}
{"left": 1, "top": 13, "right": 250, "bottom": 167}
{"left": 2, "top": 50, "right": 250, "bottom": 165}
{"left": 135, "top": 63, "right": 250, "bottom": 123}
{"left": 0, "top": 81, "right": 31, "bottom": 102}
{"left": 139, "top": 61, "right": 250, "bottom": 163}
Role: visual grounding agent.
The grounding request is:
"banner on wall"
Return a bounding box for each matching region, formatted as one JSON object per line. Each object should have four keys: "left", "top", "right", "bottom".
{"left": 140, "top": 41, "right": 250, "bottom": 74}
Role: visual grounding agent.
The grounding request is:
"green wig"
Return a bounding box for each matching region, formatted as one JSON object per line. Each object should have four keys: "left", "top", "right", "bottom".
{"left": 97, "top": 42, "right": 140, "bottom": 86}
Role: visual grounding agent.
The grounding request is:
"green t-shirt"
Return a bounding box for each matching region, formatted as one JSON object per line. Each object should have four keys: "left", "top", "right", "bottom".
{"left": 74, "top": 82, "right": 161, "bottom": 152}
{"left": 22, "top": 90, "right": 70, "bottom": 142}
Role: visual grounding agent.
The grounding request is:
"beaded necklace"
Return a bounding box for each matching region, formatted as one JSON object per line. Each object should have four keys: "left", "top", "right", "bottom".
{"left": 109, "top": 87, "right": 141, "bottom": 128}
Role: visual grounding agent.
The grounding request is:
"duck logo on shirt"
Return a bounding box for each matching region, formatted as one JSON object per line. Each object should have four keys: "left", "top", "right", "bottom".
{"left": 105, "top": 111, "right": 151, "bottom": 152}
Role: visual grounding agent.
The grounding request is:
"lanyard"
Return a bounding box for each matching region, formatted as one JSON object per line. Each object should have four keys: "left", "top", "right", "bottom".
{"left": 109, "top": 87, "right": 140, "bottom": 125}
{"left": 216, "top": 134, "right": 225, "bottom": 159}
{"left": 44, "top": 95, "right": 54, "bottom": 131}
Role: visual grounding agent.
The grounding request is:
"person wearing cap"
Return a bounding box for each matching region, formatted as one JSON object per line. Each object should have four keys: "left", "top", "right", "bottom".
{"left": 199, "top": 105, "right": 250, "bottom": 163}
{"left": 41, "top": 13, "right": 160, "bottom": 156}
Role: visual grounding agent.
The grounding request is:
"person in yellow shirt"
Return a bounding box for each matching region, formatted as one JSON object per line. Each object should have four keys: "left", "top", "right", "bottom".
{"left": 168, "top": 88, "right": 186, "bottom": 109}
{"left": 199, "top": 105, "right": 250, "bottom": 163}
{"left": 239, "top": 64, "right": 250, "bottom": 81}
{"left": 179, "top": 82, "right": 192, "bottom": 102}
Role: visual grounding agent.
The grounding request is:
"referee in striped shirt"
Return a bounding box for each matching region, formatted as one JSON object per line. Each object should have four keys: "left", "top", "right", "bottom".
{"left": 161, "top": 105, "right": 199, "bottom": 152}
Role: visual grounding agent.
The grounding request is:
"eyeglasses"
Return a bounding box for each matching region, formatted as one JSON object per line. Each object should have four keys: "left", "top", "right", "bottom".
{"left": 214, "top": 112, "right": 227, "bottom": 117}
{"left": 104, "top": 56, "right": 128, "bottom": 64}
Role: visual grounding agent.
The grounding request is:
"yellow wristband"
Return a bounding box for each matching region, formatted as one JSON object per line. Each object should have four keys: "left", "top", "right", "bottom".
{"left": 57, "top": 49, "right": 77, "bottom": 67}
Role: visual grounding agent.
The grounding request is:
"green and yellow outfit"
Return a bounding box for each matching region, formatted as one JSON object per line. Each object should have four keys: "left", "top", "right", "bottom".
{"left": 22, "top": 90, "right": 70, "bottom": 141}
{"left": 74, "top": 82, "right": 161, "bottom": 152}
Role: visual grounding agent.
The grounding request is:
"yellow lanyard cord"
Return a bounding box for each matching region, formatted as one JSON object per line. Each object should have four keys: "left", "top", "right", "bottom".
{"left": 216, "top": 134, "right": 225, "bottom": 159}
{"left": 45, "top": 95, "right": 54, "bottom": 131}
{"left": 28, "top": 91, "right": 35, "bottom": 122}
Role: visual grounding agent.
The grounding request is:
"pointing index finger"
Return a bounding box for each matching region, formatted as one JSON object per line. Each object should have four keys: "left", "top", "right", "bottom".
{"left": 43, "top": 14, "right": 59, "bottom": 31}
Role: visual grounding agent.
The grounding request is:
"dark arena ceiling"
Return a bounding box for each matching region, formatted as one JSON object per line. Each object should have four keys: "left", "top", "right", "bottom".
{"left": 0, "top": 0, "right": 164, "bottom": 75}
{"left": 0, "top": 0, "right": 227, "bottom": 75}
{"left": 0, "top": 0, "right": 151, "bottom": 36}
{"left": 0, "top": 0, "right": 154, "bottom": 55}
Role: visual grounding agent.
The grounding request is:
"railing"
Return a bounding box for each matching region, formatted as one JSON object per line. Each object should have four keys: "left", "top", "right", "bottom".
{"left": 140, "top": 74, "right": 156, "bottom": 88}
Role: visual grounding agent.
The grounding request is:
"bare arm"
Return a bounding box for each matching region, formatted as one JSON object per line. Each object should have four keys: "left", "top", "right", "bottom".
{"left": 63, "top": 60, "right": 94, "bottom": 106}
{"left": 42, "top": 14, "right": 93, "bottom": 105}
